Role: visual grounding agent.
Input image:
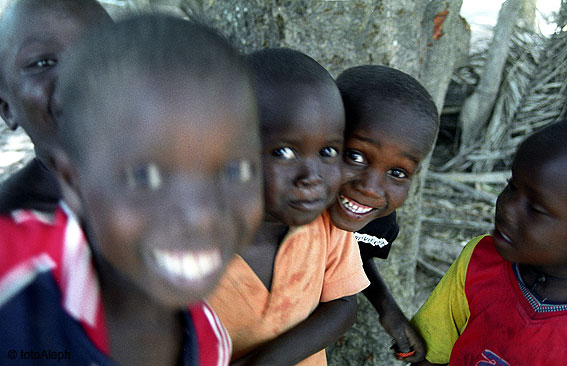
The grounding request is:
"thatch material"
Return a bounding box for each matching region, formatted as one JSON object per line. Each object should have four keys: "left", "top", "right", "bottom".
{"left": 440, "top": 0, "right": 567, "bottom": 172}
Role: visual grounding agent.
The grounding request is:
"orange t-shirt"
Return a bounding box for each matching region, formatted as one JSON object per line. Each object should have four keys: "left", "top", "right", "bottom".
{"left": 208, "top": 211, "right": 370, "bottom": 365}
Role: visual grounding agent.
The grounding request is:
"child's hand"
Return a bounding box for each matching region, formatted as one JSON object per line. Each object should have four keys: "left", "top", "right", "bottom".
{"left": 380, "top": 308, "right": 426, "bottom": 363}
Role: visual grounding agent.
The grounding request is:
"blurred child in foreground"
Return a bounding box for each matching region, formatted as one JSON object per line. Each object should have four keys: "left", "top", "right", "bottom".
{"left": 0, "top": 15, "right": 263, "bottom": 366}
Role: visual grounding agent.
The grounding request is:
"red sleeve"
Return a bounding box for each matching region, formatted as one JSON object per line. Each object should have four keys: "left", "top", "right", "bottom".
{"left": 188, "top": 301, "right": 232, "bottom": 366}
{"left": 0, "top": 210, "right": 63, "bottom": 278}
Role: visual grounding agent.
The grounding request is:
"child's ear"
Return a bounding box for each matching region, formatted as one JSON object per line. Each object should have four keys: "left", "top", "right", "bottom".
{"left": 0, "top": 98, "right": 18, "bottom": 130}
{"left": 48, "top": 147, "right": 84, "bottom": 217}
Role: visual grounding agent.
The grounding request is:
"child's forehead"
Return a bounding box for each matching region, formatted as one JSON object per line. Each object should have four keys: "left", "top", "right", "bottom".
{"left": 89, "top": 73, "right": 256, "bottom": 145}
{"left": 351, "top": 103, "right": 433, "bottom": 152}
{"left": 1, "top": 2, "right": 97, "bottom": 50}
{"left": 516, "top": 136, "right": 567, "bottom": 171}
{"left": 262, "top": 82, "right": 343, "bottom": 127}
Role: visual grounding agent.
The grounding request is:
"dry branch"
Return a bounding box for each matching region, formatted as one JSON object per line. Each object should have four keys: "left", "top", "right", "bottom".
{"left": 427, "top": 172, "right": 498, "bottom": 203}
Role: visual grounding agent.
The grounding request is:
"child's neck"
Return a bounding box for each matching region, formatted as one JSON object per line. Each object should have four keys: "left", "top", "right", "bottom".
{"left": 95, "top": 258, "right": 183, "bottom": 366}
{"left": 239, "top": 220, "right": 289, "bottom": 291}
{"left": 520, "top": 264, "right": 567, "bottom": 303}
{"left": 255, "top": 219, "right": 289, "bottom": 244}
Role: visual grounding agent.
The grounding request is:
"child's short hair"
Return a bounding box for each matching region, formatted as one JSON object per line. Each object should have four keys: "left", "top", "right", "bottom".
{"left": 247, "top": 48, "right": 335, "bottom": 87}
{"left": 337, "top": 65, "right": 439, "bottom": 146}
{"left": 57, "top": 15, "right": 254, "bottom": 162}
{"left": 247, "top": 48, "right": 337, "bottom": 128}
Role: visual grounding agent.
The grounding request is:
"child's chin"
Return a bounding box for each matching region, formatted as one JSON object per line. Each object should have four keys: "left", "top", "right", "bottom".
{"left": 147, "top": 275, "right": 222, "bottom": 308}
{"left": 339, "top": 217, "right": 369, "bottom": 232}
{"left": 329, "top": 205, "right": 370, "bottom": 232}
{"left": 282, "top": 211, "right": 321, "bottom": 227}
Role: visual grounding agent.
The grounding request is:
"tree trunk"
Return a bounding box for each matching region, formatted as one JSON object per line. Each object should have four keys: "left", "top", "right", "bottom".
{"left": 458, "top": 0, "right": 523, "bottom": 155}
{"left": 190, "top": 1, "right": 468, "bottom": 364}
{"left": 520, "top": 0, "right": 537, "bottom": 31}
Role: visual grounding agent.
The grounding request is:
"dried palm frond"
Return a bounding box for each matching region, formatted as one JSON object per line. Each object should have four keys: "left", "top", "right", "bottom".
{"left": 441, "top": 1, "right": 567, "bottom": 173}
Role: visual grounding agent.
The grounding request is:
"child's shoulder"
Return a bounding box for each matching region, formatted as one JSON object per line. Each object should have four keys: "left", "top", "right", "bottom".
{"left": 0, "top": 158, "right": 61, "bottom": 214}
{"left": 0, "top": 206, "right": 68, "bottom": 277}
{"left": 462, "top": 234, "right": 490, "bottom": 255}
{"left": 295, "top": 210, "right": 354, "bottom": 242}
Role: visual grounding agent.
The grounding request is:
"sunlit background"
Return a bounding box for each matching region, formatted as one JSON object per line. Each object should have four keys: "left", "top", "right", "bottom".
{"left": 461, "top": 0, "right": 561, "bottom": 44}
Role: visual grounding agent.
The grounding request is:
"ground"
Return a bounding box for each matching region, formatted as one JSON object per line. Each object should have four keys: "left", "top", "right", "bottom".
{"left": 0, "top": 124, "right": 33, "bottom": 181}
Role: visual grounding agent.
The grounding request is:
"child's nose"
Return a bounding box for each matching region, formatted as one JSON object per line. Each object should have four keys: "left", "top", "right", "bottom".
{"left": 355, "top": 171, "right": 385, "bottom": 199}
{"left": 295, "top": 159, "right": 323, "bottom": 188}
{"left": 496, "top": 189, "right": 519, "bottom": 223}
{"left": 173, "top": 179, "right": 222, "bottom": 233}
{"left": 50, "top": 83, "right": 63, "bottom": 120}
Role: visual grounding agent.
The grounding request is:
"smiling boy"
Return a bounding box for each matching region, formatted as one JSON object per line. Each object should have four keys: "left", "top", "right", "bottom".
{"left": 328, "top": 65, "right": 439, "bottom": 362}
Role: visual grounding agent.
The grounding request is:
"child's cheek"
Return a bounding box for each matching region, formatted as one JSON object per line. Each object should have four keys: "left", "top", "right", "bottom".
{"left": 327, "top": 165, "right": 345, "bottom": 201}
{"left": 232, "top": 186, "right": 264, "bottom": 251}
{"left": 340, "top": 163, "right": 360, "bottom": 185}
{"left": 107, "top": 205, "right": 146, "bottom": 245}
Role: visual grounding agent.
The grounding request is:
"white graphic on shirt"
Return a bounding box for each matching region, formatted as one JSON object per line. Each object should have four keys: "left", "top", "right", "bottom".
{"left": 354, "top": 233, "right": 389, "bottom": 248}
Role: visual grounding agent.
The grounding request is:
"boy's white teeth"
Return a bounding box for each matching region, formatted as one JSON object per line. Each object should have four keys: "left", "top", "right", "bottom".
{"left": 340, "top": 195, "right": 373, "bottom": 214}
{"left": 153, "top": 248, "right": 222, "bottom": 281}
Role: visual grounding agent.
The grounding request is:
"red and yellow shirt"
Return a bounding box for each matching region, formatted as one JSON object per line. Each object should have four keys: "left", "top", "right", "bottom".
{"left": 412, "top": 235, "right": 567, "bottom": 365}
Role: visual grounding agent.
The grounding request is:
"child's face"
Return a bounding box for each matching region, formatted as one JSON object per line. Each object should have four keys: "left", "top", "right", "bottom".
{"left": 68, "top": 78, "right": 262, "bottom": 307}
{"left": 0, "top": 3, "right": 109, "bottom": 161}
{"left": 329, "top": 102, "right": 429, "bottom": 232}
{"left": 262, "top": 84, "right": 344, "bottom": 226}
{"left": 493, "top": 143, "right": 567, "bottom": 274}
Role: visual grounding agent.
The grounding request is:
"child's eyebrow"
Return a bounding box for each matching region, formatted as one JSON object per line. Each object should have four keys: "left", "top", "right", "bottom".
{"left": 327, "top": 137, "right": 344, "bottom": 145}
{"left": 352, "top": 134, "right": 420, "bottom": 164}
{"left": 16, "top": 37, "right": 57, "bottom": 59}
{"left": 272, "top": 136, "right": 343, "bottom": 145}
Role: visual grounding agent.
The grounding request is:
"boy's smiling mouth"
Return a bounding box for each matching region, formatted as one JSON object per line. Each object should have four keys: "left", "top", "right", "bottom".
{"left": 151, "top": 247, "right": 222, "bottom": 284}
{"left": 339, "top": 195, "right": 374, "bottom": 215}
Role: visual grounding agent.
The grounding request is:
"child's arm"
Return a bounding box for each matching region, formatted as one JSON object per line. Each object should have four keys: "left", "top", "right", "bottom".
{"left": 362, "top": 257, "right": 426, "bottom": 363}
{"left": 231, "top": 295, "right": 357, "bottom": 366}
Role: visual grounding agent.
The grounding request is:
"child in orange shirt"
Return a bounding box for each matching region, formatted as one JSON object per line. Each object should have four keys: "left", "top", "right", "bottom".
{"left": 208, "top": 48, "right": 369, "bottom": 366}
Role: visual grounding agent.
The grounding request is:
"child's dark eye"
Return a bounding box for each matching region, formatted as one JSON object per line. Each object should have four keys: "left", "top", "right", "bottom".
{"left": 344, "top": 150, "right": 365, "bottom": 165}
{"left": 25, "top": 57, "right": 57, "bottom": 72}
{"left": 388, "top": 168, "right": 408, "bottom": 179}
{"left": 224, "top": 159, "right": 255, "bottom": 183}
{"left": 272, "top": 147, "right": 297, "bottom": 160}
{"left": 125, "top": 163, "right": 163, "bottom": 191}
{"left": 527, "top": 201, "right": 548, "bottom": 216}
{"left": 320, "top": 147, "right": 339, "bottom": 158}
